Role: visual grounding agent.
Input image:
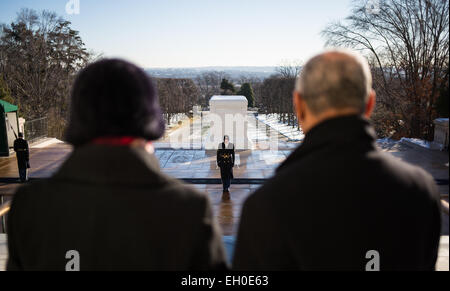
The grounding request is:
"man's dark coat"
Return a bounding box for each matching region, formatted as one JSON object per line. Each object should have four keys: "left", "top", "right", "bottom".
{"left": 233, "top": 115, "right": 442, "bottom": 271}
{"left": 7, "top": 144, "right": 226, "bottom": 271}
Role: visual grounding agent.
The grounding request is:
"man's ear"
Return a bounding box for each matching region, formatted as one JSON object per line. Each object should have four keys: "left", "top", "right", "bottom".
{"left": 364, "top": 90, "right": 376, "bottom": 118}
{"left": 293, "top": 91, "right": 303, "bottom": 121}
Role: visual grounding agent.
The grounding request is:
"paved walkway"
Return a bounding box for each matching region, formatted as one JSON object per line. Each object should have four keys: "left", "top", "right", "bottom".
{"left": 155, "top": 112, "right": 299, "bottom": 150}
{"left": 0, "top": 139, "right": 71, "bottom": 179}
{"left": 192, "top": 184, "right": 256, "bottom": 236}
{"left": 155, "top": 149, "right": 290, "bottom": 179}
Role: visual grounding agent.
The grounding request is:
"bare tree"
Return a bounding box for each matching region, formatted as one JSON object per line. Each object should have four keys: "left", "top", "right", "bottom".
{"left": 322, "top": 0, "right": 449, "bottom": 139}
{"left": 0, "top": 9, "right": 90, "bottom": 138}
{"left": 275, "top": 60, "right": 303, "bottom": 79}
{"left": 258, "top": 76, "right": 297, "bottom": 126}
{"left": 156, "top": 78, "right": 199, "bottom": 124}
{"left": 194, "top": 71, "right": 230, "bottom": 107}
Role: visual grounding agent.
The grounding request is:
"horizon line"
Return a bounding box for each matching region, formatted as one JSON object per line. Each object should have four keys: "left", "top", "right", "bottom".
{"left": 144, "top": 65, "right": 279, "bottom": 70}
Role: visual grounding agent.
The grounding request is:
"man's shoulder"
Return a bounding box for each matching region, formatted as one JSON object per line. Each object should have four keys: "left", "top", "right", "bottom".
{"left": 243, "top": 170, "right": 294, "bottom": 210}
{"left": 376, "top": 151, "right": 438, "bottom": 193}
{"left": 249, "top": 148, "right": 439, "bottom": 203}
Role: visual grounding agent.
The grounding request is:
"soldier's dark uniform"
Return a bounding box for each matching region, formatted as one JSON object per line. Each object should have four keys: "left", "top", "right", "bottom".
{"left": 217, "top": 141, "right": 235, "bottom": 192}
{"left": 13, "top": 135, "right": 29, "bottom": 182}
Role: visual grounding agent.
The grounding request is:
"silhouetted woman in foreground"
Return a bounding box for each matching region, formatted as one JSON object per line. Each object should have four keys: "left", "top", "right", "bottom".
{"left": 7, "top": 59, "right": 226, "bottom": 271}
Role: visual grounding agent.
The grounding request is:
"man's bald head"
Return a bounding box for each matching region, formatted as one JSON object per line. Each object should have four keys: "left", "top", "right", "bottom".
{"left": 295, "top": 49, "right": 373, "bottom": 115}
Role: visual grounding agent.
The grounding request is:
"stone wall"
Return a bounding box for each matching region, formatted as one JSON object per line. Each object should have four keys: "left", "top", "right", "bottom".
{"left": 434, "top": 118, "right": 449, "bottom": 150}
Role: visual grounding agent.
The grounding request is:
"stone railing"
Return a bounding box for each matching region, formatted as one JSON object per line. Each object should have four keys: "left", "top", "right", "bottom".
{"left": 434, "top": 118, "right": 449, "bottom": 150}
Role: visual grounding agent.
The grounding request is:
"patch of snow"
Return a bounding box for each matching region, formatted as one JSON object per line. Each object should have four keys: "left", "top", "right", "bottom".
{"left": 377, "top": 138, "right": 399, "bottom": 145}
{"left": 400, "top": 138, "right": 432, "bottom": 149}
{"left": 376, "top": 138, "right": 401, "bottom": 150}
{"left": 31, "top": 138, "right": 64, "bottom": 149}
{"left": 377, "top": 138, "right": 394, "bottom": 143}
{"left": 256, "top": 114, "right": 305, "bottom": 141}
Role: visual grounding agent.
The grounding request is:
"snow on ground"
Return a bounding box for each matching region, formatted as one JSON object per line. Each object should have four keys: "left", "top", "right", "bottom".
{"left": 256, "top": 115, "right": 439, "bottom": 151}
{"left": 400, "top": 138, "right": 433, "bottom": 149}
{"left": 376, "top": 137, "right": 399, "bottom": 148}
{"left": 372, "top": 137, "right": 441, "bottom": 151}
{"left": 31, "top": 138, "right": 64, "bottom": 149}
{"left": 256, "top": 114, "right": 305, "bottom": 141}
{"left": 159, "top": 112, "right": 442, "bottom": 152}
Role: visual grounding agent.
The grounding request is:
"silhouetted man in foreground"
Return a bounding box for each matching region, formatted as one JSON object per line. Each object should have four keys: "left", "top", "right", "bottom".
{"left": 233, "top": 49, "right": 441, "bottom": 271}
{"left": 13, "top": 132, "right": 29, "bottom": 182}
{"left": 7, "top": 59, "right": 226, "bottom": 271}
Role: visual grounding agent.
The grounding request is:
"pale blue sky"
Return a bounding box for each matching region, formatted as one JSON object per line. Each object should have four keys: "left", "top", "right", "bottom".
{"left": 0, "top": 0, "right": 353, "bottom": 68}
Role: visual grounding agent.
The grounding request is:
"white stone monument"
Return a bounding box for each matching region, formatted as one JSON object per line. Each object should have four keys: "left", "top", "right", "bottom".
{"left": 207, "top": 95, "right": 250, "bottom": 150}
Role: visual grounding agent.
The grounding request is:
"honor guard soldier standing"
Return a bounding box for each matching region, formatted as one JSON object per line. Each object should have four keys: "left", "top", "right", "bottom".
{"left": 217, "top": 135, "right": 235, "bottom": 193}
{"left": 13, "top": 132, "right": 30, "bottom": 182}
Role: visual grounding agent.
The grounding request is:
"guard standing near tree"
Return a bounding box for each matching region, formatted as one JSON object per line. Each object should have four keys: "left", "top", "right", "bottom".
{"left": 13, "top": 132, "right": 30, "bottom": 182}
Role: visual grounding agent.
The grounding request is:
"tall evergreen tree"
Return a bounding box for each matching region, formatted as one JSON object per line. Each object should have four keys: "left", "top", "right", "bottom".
{"left": 220, "top": 78, "right": 235, "bottom": 95}
{"left": 238, "top": 83, "right": 255, "bottom": 107}
{"left": 0, "top": 76, "right": 14, "bottom": 105}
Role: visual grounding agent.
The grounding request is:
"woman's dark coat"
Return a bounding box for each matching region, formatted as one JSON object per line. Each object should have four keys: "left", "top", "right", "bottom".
{"left": 7, "top": 144, "right": 226, "bottom": 271}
